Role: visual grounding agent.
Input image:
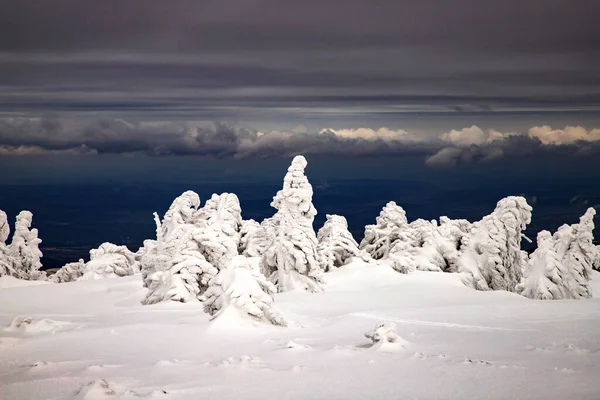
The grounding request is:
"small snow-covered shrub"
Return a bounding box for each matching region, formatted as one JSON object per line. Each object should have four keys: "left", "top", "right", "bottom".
{"left": 50, "top": 259, "right": 86, "bottom": 283}
{"left": 202, "top": 255, "right": 286, "bottom": 326}
{"left": 364, "top": 322, "right": 408, "bottom": 351}
{"left": 79, "top": 243, "right": 139, "bottom": 280}
{"left": 360, "top": 201, "right": 408, "bottom": 260}
{"left": 317, "top": 214, "right": 363, "bottom": 271}
{"left": 451, "top": 196, "right": 532, "bottom": 292}
{"left": 260, "top": 156, "right": 323, "bottom": 292}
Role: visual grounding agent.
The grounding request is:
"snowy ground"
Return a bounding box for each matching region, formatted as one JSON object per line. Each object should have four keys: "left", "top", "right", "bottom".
{"left": 1, "top": 262, "right": 600, "bottom": 400}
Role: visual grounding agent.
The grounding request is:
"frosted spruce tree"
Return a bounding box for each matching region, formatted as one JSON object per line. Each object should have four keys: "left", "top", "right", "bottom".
{"left": 260, "top": 155, "right": 323, "bottom": 292}
{"left": 516, "top": 231, "right": 567, "bottom": 299}
{"left": 518, "top": 208, "right": 598, "bottom": 299}
{"left": 202, "top": 256, "right": 286, "bottom": 326}
{"left": 0, "top": 210, "right": 14, "bottom": 277}
{"left": 8, "top": 211, "right": 45, "bottom": 280}
{"left": 193, "top": 193, "right": 242, "bottom": 269}
{"left": 317, "top": 214, "right": 365, "bottom": 271}
{"left": 239, "top": 219, "right": 270, "bottom": 257}
{"left": 451, "top": 196, "right": 532, "bottom": 292}
{"left": 560, "top": 208, "right": 598, "bottom": 298}
{"left": 360, "top": 201, "right": 409, "bottom": 260}
{"left": 140, "top": 191, "right": 218, "bottom": 305}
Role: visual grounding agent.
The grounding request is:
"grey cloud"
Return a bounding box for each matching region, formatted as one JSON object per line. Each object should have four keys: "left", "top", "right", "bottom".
{"left": 2, "top": 117, "right": 600, "bottom": 168}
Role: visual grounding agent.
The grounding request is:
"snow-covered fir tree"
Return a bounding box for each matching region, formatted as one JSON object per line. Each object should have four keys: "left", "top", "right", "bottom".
{"left": 560, "top": 208, "right": 597, "bottom": 299}
{"left": 0, "top": 210, "right": 13, "bottom": 277}
{"left": 238, "top": 219, "right": 270, "bottom": 257}
{"left": 8, "top": 211, "right": 46, "bottom": 280}
{"left": 79, "top": 243, "right": 139, "bottom": 280}
{"left": 260, "top": 156, "right": 323, "bottom": 292}
{"left": 516, "top": 231, "right": 567, "bottom": 300}
{"left": 140, "top": 192, "right": 218, "bottom": 305}
{"left": 317, "top": 214, "right": 364, "bottom": 271}
{"left": 518, "top": 208, "right": 598, "bottom": 299}
{"left": 193, "top": 193, "right": 242, "bottom": 269}
{"left": 360, "top": 201, "right": 409, "bottom": 260}
{"left": 202, "top": 255, "right": 286, "bottom": 326}
{"left": 451, "top": 196, "right": 532, "bottom": 292}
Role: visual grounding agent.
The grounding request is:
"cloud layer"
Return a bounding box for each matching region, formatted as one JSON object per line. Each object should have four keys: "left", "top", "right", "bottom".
{"left": 1, "top": 116, "right": 599, "bottom": 167}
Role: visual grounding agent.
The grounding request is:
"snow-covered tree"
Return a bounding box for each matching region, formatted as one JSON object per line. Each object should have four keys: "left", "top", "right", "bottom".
{"left": 260, "top": 156, "right": 323, "bottom": 292}
{"left": 518, "top": 208, "right": 598, "bottom": 300}
{"left": 193, "top": 193, "right": 242, "bottom": 269}
{"left": 0, "top": 210, "right": 13, "bottom": 277}
{"left": 0, "top": 210, "right": 9, "bottom": 244}
{"left": 560, "top": 208, "right": 597, "bottom": 298}
{"left": 78, "top": 243, "right": 139, "bottom": 280}
{"left": 317, "top": 214, "right": 363, "bottom": 271}
{"left": 140, "top": 192, "right": 218, "bottom": 305}
{"left": 202, "top": 255, "right": 286, "bottom": 326}
{"left": 8, "top": 211, "right": 45, "bottom": 280}
{"left": 239, "top": 219, "right": 269, "bottom": 257}
{"left": 360, "top": 201, "right": 409, "bottom": 260}
{"left": 516, "top": 231, "right": 567, "bottom": 300}
{"left": 451, "top": 196, "right": 532, "bottom": 292}
{"left": 49, "top": 259, "right": 86, "bottom": 283}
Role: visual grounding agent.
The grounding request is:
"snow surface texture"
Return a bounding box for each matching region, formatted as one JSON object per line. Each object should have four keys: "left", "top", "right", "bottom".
{"left": 452, "top": 196, "right": 532, "bottom": 292}
{"left": 260, "top": 155, "right": 324, "bottom": 292}
{"left": 317, "top": 214, "right": 366, "bottom": 271}
{"left": 0, "top": 209, "right": 46, "bottom": 280}
{"left": 2, "top": 263, "right": 600, "bottom": 399}
{"left": 518, "top": 208, "right": 599, "bottom": 300}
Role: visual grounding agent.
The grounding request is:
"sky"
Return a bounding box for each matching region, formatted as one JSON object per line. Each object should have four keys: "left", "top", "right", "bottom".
{"left": 0, "top": 0, "right": 600, "bottom": 167}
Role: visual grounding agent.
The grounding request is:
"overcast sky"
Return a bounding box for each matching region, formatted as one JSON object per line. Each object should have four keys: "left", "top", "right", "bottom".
{"left": 1, "top": 0, "right": 599, "bottom": 165}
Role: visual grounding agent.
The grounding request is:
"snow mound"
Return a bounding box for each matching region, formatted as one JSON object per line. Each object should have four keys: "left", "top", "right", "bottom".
{"left": 364, "top": 322, "right": 409, "bottom": 352}
{"left": 5, "top": 315, "right": 77, "bottom": 334}
{"left": 80, "top": 243, "right": 139, "bottom": 280}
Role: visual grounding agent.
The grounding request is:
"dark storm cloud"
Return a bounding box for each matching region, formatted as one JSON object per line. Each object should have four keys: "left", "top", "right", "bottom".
{"left": 0, "top": 0, "right": 599, "bottom": 119}
{"left": 1, "top": 116, "right": 600, "bottom": 169}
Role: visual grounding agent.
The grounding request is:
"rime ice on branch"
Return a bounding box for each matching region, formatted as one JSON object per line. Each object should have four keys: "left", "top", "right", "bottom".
{"left": 260, "top": 156, "right": 323, "bottom": 292}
